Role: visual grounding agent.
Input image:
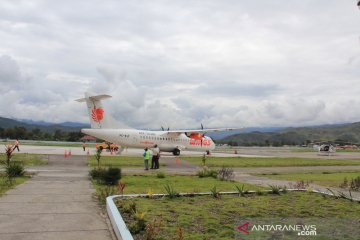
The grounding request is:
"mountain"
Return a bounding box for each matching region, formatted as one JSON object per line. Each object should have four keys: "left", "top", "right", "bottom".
{"left": 219, "top": 122, "right": 360, "bottom": 146}
{"left": 0, "top": 117, "right": 88, "bottom": 133}
{"left": 207, "top": 127, "right": 285, "bottom": 140}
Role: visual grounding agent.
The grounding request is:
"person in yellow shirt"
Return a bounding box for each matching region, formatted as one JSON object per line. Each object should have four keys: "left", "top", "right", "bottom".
{"left": 143, "top": 147, "right": 150, "bottom": 170}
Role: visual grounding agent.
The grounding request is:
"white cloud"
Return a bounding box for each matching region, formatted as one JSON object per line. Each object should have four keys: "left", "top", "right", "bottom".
{"left": 0, "top": 1, "right": 359, "bottom": 128}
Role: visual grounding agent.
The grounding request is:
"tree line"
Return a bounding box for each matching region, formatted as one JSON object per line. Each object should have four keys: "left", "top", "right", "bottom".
{"left": 0, "top": 126, "right": 84, "bottom": 142}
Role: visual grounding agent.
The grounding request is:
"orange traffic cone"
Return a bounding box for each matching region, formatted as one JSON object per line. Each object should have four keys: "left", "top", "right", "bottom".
{"left": 64, "top": 150, "right": 68, "bottom": 158}
{"left": 175, "top": 156, "right": 180, "bottom": 165}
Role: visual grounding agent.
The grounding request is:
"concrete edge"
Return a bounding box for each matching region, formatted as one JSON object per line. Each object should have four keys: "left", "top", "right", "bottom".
{"left": 106, "top": 188, "right": 359, "bottom": 240}
{"left": 106, "top": 196, "right": 134, "bottom": 240}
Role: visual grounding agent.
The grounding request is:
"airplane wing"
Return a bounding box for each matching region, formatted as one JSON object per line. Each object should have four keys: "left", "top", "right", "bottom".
{"left": 161, "top": 128, "right": 241, "bottom": 137}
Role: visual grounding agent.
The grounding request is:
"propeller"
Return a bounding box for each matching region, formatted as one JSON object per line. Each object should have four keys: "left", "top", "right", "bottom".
{"left": 161, "top": 126, "right": 170, "bottom": 131}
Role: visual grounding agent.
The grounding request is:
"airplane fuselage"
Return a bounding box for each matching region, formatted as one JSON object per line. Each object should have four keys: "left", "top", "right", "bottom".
{"left": 82, "top": 128, "right": 215, "bottom": 154}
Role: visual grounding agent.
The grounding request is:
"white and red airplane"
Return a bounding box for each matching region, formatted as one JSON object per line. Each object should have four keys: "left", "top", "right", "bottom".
{"left": 76, "top": 92, "right": 236, "bottom": 155}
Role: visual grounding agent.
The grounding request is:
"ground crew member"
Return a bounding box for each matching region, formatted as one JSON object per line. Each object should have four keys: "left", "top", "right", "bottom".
{"left": 13, "top": 138, "right": 20, "bottom": 152}
{"left": 143, "top": 147, "right": 150, "bottom": 170}
{"left": 151, "top": 144, "right": 160, "bottom": 169}
{"left": 82, "top": 142, "right": 86, "bottom": 151}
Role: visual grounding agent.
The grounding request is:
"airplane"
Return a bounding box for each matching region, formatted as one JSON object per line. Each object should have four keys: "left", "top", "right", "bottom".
{"left": 318, "top": 144, "right": 336, "bottom": 156}
{"left": 76, "top": 92, "right": 237, "bottom": 155}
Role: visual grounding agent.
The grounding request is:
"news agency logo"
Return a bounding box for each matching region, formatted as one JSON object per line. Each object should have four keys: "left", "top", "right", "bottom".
{"left": 237, "top": 222, "right": 317, "bottom": 237}
{"left": 237, "top": 222, "right": 250, "bottom": 234}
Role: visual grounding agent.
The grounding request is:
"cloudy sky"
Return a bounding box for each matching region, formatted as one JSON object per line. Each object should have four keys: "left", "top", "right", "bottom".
{"left": 0, "top": 0, "right": 360, "bottom": 129}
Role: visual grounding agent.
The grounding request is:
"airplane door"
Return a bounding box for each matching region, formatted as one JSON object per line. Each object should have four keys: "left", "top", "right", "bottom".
{"left": 132, "top": 134, "right": 138, "bottom": 146}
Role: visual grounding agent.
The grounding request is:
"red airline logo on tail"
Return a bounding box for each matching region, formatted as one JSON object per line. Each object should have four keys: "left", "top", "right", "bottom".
{"left": 92, "top": 106, "right": 104, "bottom": 122}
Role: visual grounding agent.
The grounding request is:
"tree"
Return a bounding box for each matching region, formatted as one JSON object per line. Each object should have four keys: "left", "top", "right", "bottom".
{"left": 53, "top": 129, "right": 64, "bottom": 141}
{"left": 31, "top": 128, "right": 43, "bottom": 140}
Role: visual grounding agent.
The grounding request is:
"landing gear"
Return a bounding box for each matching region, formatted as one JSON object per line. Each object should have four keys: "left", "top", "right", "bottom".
{"left": 173, "top": 148, "right": 180, "bottom": 156}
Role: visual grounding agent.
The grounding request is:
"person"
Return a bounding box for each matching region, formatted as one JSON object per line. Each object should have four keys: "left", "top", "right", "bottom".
{"left": 143, "top": 147, "right": 150, "bottom": 170}
{"left": 82, "top": 142, "right": 87, "bottom": 151}
{"left": 152, "top": 144, "right": 160, "bottom": 169}
{"left": 13, "top": 138, "right": 20, "bottom": 152}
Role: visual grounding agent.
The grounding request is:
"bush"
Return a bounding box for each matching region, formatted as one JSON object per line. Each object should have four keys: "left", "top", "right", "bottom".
{"left": 235, "top": 184, "right": 247, "bottom": 197}
{"left": 269, "top": 185, "right": 281, "bottom": 195}
{"left": 210, "top": 186, "right": 220, "bottom": 199}
{"left": 89, "top": 167, "right": 121, "bottom": 185}
{"left": 98, "top": 185, "right": 116, "bottom": 204}
{"left": 350, "top": 176, "right": 360, "bottom": 191}
{"left": 197, "top": 167, "right": 218, "bottom": 178}
{"left": 89, "top": 168, "right": 106, "bottom": 180}
{"left": 156, "top": 172, "right": 165, "bottom": 178}
{"left": 6, "top": 162, "right": 24, "bottom": 178}
{"left": 164, "top": 184, "right": 179, "bottom": 198}
{"left": 217, "top": 167, "right": 234, "bottom": 181}
{"left": 103, "top": 167, "right": 121, "bottom": 185}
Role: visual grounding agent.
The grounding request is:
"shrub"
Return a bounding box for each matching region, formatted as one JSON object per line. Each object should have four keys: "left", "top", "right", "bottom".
{"left": 235, "top": 184, "right": 247, "bottom": 197}
{"left": 269, "top": 185, "right": 281, "bottom": 195}
{"left": 98, "top": 185, "right": 116, "bottom": 204}
{"left": 210, "top": 186, "right": 220, "bottom": 199}
{"left": 89, "top": 168, "right": 106, "bottom": 181}
{"left": 145, "top": 216, "right": 163, "bottom": 240}
{"left": 339, "top": 177, "right": 348, "bottom": 189}
{"left": 129, "top": 200, "right": 137, "bottom": 214}
{"left": 164, "top": 184, "right": 178, "bottom": 198}
{"left": 217, "top": 167, "right": 234, "bottom": 181}
{"left": 290, "top": 180, "right": 311, "bottom": 189}
{"left": 89, "top": 167, "right": 121, "bottom": 185}
{"left": 350, "top": 176, "right": 360, "bottom": 191}
{"left": 156, "top": 172, "right": 165, "bottom": 178}
{"left": 6, "top": 162, "right": 24, "bottom": 178}
{"left": 103, "top": 167, "right": 121, "bottom": 185}
{"left": 197, "top": 167, "right": 218, "bottom": 178}
{"left": 118, "top": 181, "right": 126, "bottom": 195}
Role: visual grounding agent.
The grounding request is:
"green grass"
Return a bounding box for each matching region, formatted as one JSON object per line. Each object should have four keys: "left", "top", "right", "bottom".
{"left": 0, "top": 153, "right": 47, "bottom": 166}
{"left": 0, "top": 175, "right": 29, "bottom": 196}
{"left": 93, "top": 174, "right": 264, "bottom": 195}
{"left": 183, "top": 156, "right": 360, "bottom": 168}
{"left": 117, "top": 192, "right": 360, "bottom": 239}
{"left": 258, "top": 172, "right": 360, "bottom": 188}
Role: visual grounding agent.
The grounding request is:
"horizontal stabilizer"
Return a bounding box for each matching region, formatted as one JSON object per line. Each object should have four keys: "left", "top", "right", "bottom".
{"left": 75, "top": 94, "right": 112, "bottom": 102}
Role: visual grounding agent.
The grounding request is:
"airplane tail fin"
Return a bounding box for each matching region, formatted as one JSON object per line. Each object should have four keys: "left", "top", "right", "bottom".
{"left": 75, "top": 92, "right": 112, "bottom": 129}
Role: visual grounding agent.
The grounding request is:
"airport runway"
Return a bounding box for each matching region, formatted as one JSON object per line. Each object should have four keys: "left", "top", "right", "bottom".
{"left": 2, "top": 145, "right": 360, "bottom": 159}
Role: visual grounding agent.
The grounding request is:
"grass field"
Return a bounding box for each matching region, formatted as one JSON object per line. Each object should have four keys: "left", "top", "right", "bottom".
{"left": 183, "top": 156, "right": 360, "bottom": 168}
{"left": 0, "top": 175, "right": 29, "bottom": 196}
{"left": 257, "top": 172, "right": 360, "bottom": 188}
{"left": 88, "top": 155, "right": 360, "bottom": 168}
{"left": 117, "top": 192, "right": 360, "bottom": 239}
{"left": 0, "top": 153, "right": 47, "bottom": 166}
{"left": 94, "top": 174, "right": 264, "bottom": 195}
